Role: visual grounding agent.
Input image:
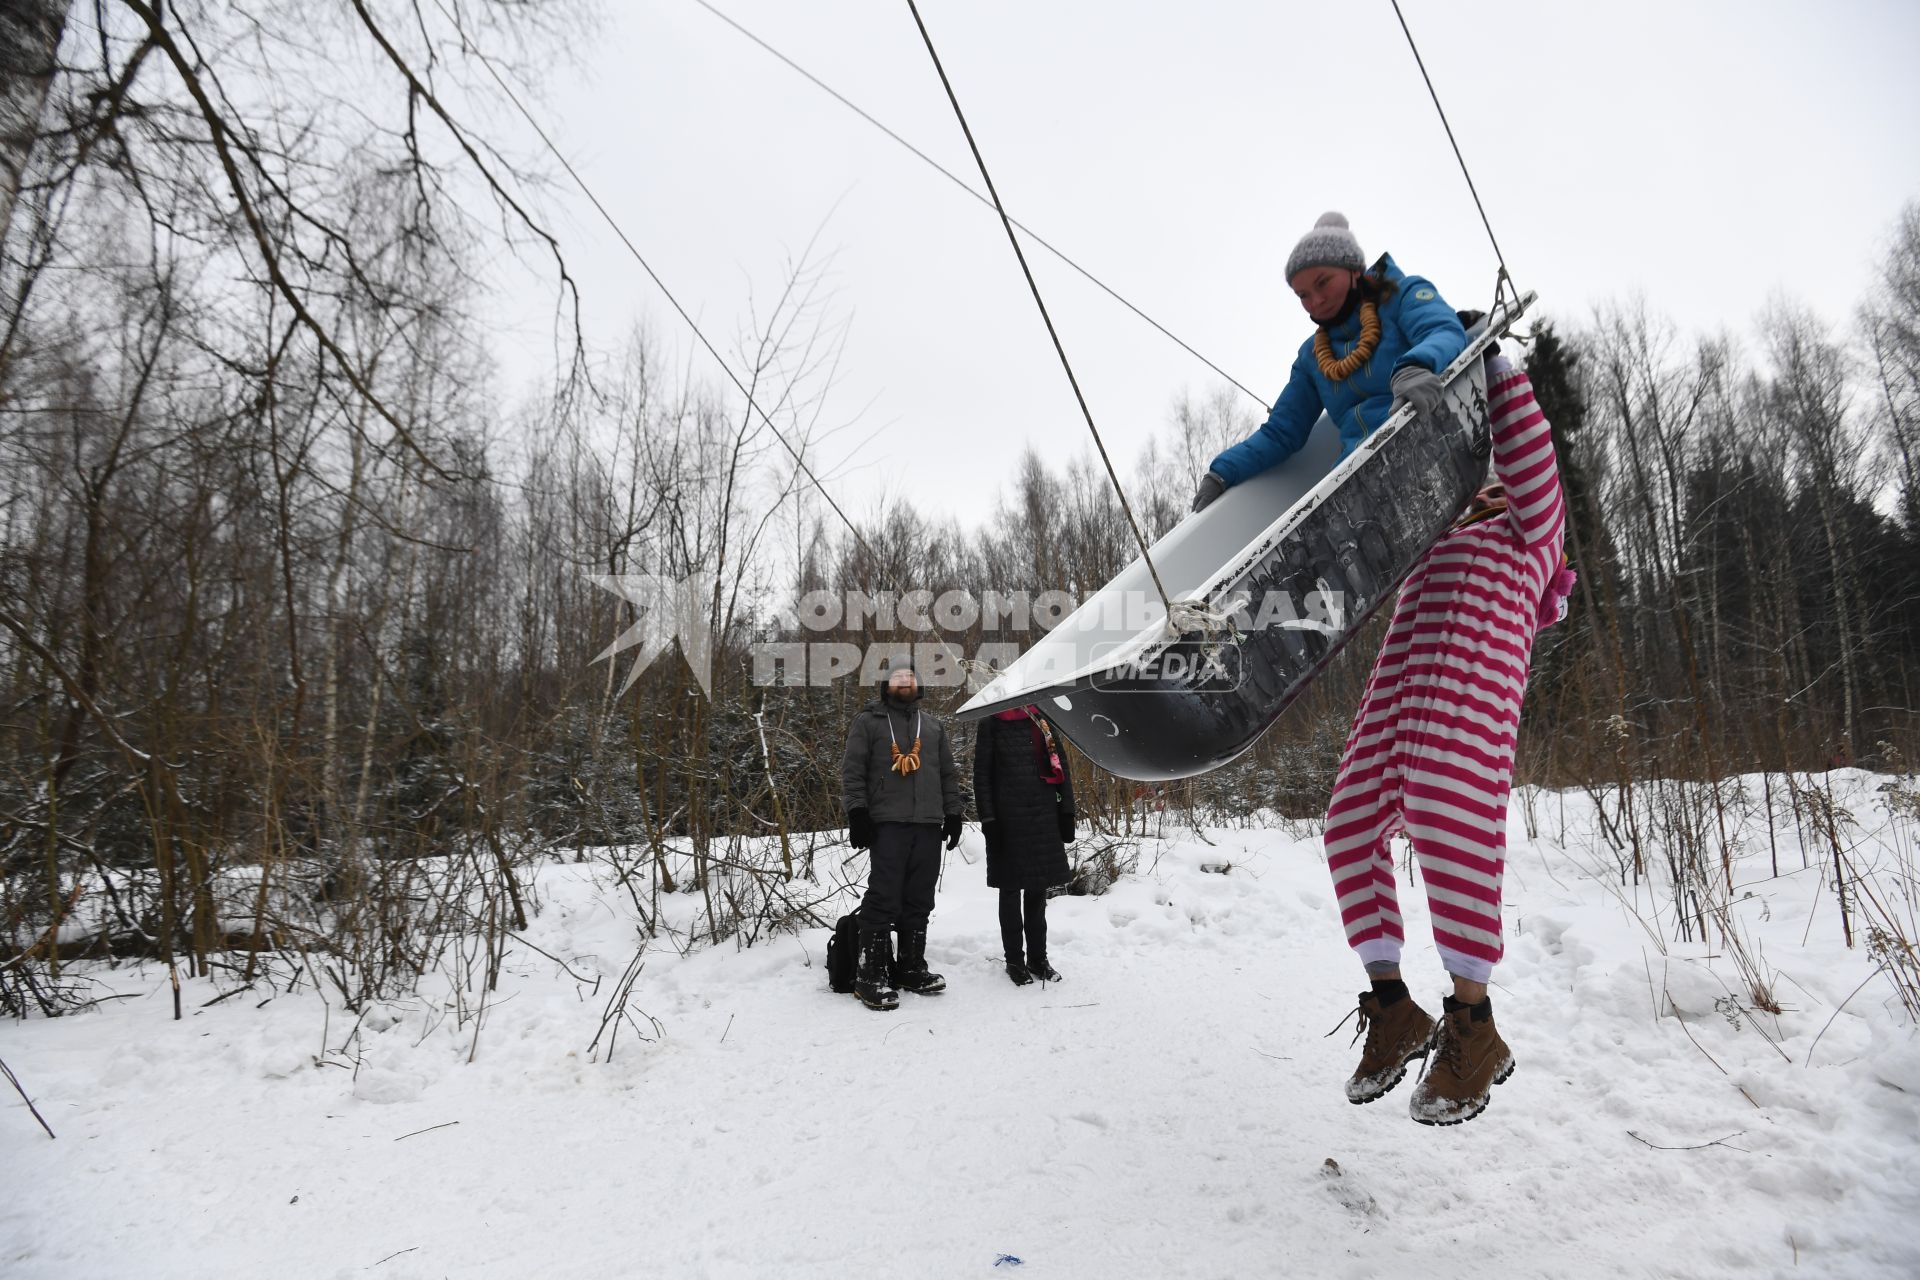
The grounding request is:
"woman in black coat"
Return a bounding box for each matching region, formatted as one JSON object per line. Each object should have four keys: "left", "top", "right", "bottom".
{"left": 975, "top": 705, "right": 1076, "bottom": 985}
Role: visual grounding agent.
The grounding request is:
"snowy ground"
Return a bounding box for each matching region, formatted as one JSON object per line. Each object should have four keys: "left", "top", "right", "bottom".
{"left": 4, "top": 773, "right": 1918, "bottom": 1279}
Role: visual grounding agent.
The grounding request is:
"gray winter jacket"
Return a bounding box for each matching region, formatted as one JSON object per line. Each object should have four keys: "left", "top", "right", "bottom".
{"left": 841, "top": 698, "right": 961, "bottom": 825}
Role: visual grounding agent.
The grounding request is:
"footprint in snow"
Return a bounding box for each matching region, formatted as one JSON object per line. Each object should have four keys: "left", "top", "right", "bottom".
{"left": 1319, "top": 1158, "right": 1384, "bottom": 1219}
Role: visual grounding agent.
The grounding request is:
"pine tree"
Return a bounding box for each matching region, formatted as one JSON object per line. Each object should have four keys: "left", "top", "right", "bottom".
{"left": 1516, "top": 322, "right": 1621, "bottom": 759}
{"left": 1524, "top": 324, "right": 1613, "bottom": 584}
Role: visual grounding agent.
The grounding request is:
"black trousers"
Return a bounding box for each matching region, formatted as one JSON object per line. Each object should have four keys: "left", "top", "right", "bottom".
{"left": 999, "top": 887, "right": 1048, "bottom": 963}
{"left": 858, "top": 822, "right": 941, "bottom": 935}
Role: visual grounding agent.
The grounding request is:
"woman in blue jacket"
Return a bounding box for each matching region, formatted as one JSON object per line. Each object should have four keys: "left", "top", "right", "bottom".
{"left": 1192, "top": 212, "right": 1467, "bottom": 509}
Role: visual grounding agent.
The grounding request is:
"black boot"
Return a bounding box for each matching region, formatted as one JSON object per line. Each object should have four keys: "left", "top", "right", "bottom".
{"left": 1026, "top": 894, "right": 1060, "bottom": 982}
{"left": 854, "top": 930, "right": 898, "bottom": 1011}
{"left": 1000, "top": 888, "right": 1032, "bottom": 985}
{"left": 893, "top": 925, "right": 946, "bottom": 994}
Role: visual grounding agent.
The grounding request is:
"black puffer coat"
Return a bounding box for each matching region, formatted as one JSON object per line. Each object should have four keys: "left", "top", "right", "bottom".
{"left": 974, "top": 712, "right": 1075, "bottom": 890}
{"left": 841, "top": 698, "right": 960, "bottom": 825}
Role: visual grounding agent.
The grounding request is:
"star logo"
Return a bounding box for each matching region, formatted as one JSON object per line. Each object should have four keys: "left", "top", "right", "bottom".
{"left": 586, "top": 573, "right": 716, "bottom": 696}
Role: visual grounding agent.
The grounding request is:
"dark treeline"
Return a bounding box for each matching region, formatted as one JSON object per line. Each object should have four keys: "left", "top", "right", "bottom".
{"left": 2, "top": 2, "right": 1916, "bottom": 1012}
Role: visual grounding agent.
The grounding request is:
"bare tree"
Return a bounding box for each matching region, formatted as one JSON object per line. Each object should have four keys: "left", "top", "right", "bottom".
{"left": 1758, "top": 299, "right": 1868, "bottom": 757}
{"left": 0, "top": 0, "right": 67, "bottom": 250}
{"left": 1862, "top": 202, "right": 1920, "bottom": 528}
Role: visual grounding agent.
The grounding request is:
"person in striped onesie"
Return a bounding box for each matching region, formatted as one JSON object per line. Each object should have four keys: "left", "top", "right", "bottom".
{"left": 1322, "top": 350, "right": 1570, "bottom": 1125}
{"left": 1197, "top": 212, "right": 1571, "bottom": 1125}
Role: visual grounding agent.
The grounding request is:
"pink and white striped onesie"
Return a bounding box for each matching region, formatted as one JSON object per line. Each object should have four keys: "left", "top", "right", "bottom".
{"left": 1322, "top": 353, "right": 1570, "bottom": 984}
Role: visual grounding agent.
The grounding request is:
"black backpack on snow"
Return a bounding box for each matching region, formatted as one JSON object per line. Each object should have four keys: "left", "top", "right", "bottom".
{"left": 826, "top": 915, "right": 861, "bottom": 994}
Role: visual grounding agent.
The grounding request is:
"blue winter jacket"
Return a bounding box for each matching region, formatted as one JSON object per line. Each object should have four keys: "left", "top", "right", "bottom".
{"left": 1208, "top": 255, "right": 1467, "bottom": 485}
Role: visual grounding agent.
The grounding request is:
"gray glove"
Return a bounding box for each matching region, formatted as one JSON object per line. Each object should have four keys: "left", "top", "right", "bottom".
{"left": 1191, "top": 471, "right": 1227, "bottom": 513}
{"left": 1389, "top": 364, "right": 1445, "bottom": 423}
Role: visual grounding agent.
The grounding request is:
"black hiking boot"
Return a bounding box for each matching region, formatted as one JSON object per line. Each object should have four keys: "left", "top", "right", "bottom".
{"left": 1028, "top": 956, "right": 1062, "bottom": 983}
{"left": 855, "top": 931, "right": 898, "bottom": 1011}
{"left": 893, "top": 926, "right": 946, "bottom": 994}
{"left": 1005, "top": 957, "right": 1034, "bottom": 986}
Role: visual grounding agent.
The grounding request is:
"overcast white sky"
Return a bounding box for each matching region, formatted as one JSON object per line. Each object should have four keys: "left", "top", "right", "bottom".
{"left": 486, "top": 0, "right": 1920, "bottom": 526}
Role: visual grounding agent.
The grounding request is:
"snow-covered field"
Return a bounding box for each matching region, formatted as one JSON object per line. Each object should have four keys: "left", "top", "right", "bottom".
{"left": 4, "top": 773, "right": 1918, "bottom": 1279}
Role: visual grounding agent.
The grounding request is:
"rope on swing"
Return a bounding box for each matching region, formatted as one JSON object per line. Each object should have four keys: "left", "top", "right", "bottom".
{"left": 426, "top": 0, "right": 887, "bottom": 575}
{"left": 1388, "top": 0, "right": 1528, "bottom": 328}
{"left": 904, "top": 0, "right": 1178, "bottom": 620}
{"left": 691, "top": 0, "right": 1267, "bottom": 410}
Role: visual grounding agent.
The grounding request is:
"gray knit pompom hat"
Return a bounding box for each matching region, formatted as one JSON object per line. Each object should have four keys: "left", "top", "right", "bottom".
{"left": 1284, "top": 211, "right": 1365, "bottom": 282}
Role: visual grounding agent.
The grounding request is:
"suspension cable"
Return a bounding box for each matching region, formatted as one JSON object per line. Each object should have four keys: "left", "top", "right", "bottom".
{"left": 428, "top": 0, "right": 886, "bottom": 573}
{"left": 904, "top": 0, "right": 1174, "bottom": 615}
{"left": 1388, "top": 0, "right": 1524, "bottom": 319}
{"left": 691, "top": 0, "right": 1266, "bottom": 409}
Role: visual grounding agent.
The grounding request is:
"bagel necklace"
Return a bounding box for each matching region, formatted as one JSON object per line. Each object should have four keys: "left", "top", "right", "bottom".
{"left": 889, "top": 711, "right": 923, "bottom": 775}
{"left": 1313, "top": 299, "right": 1381, "bottom": 382}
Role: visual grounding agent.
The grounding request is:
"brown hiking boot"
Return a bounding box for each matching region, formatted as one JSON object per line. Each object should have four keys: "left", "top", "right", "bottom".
{"left": 1332, "top": 989, "right": 1437, "bottom": 1104}
{"left": 1409, "top": 996, "right": 1515, "bottom": 1126}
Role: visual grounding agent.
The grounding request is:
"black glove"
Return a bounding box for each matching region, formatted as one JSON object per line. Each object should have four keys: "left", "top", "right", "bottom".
{"left": 1058, "top": 809, "right": 1076, "bottom": 843}
{"left": 848, "top": 807, "right": 873, "bottom": 850}
{"left": 1389, "top": 365, "right": 1445, "bottom": 423}
{"left": 1191, "top": 471, "right": 1227, "bottom": 513}
{"left": 941, "top": 813, "right": 963, "bottom": 851}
